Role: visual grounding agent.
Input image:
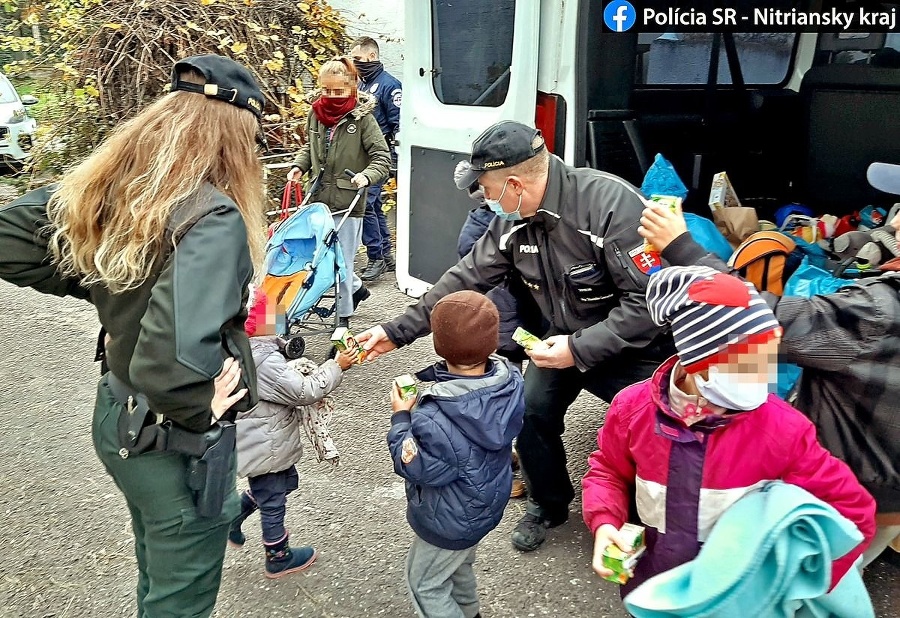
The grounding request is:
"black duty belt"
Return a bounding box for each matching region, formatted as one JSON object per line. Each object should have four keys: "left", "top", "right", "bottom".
{"left": 105, "top": 372, "right": 237, "bottom": 518}
{"left": 106, "top": 372, "right": 207, "bottom": 458}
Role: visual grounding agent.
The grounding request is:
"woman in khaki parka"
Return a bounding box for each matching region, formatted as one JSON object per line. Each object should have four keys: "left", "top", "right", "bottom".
{"left": 288, "top": 57, "right": 391, "bottom": 327}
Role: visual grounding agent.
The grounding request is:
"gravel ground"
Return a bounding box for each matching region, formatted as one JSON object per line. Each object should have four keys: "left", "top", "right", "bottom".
{"left": 0, "top": 215, "right": 896, "bottom": 617}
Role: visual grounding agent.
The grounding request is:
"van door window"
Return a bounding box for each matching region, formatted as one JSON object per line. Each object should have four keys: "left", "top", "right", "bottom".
{"left": 431, "top": 0, "right": 515, "bottom": 106}
{"left": 636, "top": 33, "right": 797, "bottom": 86}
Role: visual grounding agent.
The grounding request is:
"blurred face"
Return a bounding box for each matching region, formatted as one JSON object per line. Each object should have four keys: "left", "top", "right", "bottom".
{"left": 714, "top": 335, "right": 781, "bottom": 388}
{"left": 349, "top": 45, "right": 378, "bottom": 62}
{"left": 253, "top": 302, "right": 286, "bottom": 337}
{"left": 320, "top": 74, "right": 354, "bottom": 98}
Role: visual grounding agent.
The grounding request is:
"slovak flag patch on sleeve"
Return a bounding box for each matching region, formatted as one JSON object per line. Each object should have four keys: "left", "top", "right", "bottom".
{"left": 628, "top": 244, "right": 662, "bottom": 275}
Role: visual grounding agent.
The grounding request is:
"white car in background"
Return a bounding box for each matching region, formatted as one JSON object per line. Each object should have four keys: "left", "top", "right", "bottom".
{"left": 0, "top": 72, "right": 38, "bottom": 168}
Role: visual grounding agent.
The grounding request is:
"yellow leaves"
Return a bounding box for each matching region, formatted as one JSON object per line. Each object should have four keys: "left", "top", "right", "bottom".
{"left": 199, "top": 0, "right": 216, "bottom": 5}
{"left": 247, "top": 21, "right": 263, "bottom": 33}
{"left": 263, "top": 58, "right": 284, "bottom": 72}
{"left": 298, "top": 2, "right": 310, "bottom": 11}
{"left": 186, "top": 21, "right": 202, "bottom": 32}
{"left": 103, "top": 23, "right": 123, "bottom": 30}
{"left": 273, "top": 50, "right": 285, "bottom": 60}
{"left": 85, "top": 84, "right": 100, "bottom": 97}
{"left": 231, "top": 41, "right": 248, "bottom": 54}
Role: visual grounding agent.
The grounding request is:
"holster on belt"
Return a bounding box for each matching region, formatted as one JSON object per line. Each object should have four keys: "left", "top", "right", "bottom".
{"left": 109, "top": 374, "right": 235, "bottom": 518}
{"left": 184, "top": 421, "right": 236, "bottom": 518}
{"left": 116, "top": 393, "right": 163, "bottom": 454}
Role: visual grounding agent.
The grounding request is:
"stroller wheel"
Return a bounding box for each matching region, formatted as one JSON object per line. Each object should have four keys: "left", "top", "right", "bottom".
{"left": 284, "top": 336, "right": 306, "bottom": 360}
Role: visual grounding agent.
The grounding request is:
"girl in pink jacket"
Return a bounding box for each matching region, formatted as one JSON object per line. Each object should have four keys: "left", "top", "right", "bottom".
{"left": 582, "top": 265, "right": 875, "bottom": 597}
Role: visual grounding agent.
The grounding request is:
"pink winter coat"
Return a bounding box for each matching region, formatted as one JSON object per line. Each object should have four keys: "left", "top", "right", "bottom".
{"left": 582, "top": 356, "right": 876, "bottom": 594}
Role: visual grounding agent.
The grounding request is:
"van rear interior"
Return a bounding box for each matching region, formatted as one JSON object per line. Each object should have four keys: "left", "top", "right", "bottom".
{"left": 578, "top": 13, "right": 899, "bottom": 221}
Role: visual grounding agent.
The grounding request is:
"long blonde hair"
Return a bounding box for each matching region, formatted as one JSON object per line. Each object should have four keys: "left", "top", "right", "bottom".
{"left": 48, "top": 72, "right": 266, "bottom": 293}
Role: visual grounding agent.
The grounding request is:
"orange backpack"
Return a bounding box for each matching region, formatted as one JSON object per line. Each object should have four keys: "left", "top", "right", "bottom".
{"left": 727, "top": 231, "right": 797, "bottom": 296}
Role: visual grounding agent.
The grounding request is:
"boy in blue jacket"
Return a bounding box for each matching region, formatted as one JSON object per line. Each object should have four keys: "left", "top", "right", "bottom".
{"left": 388, "top": 290, "right": 525, "bottom": 618}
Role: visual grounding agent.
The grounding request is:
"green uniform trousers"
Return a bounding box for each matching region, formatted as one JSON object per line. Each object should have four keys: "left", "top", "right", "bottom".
{"left": 91, "top": 377, "right": 240, "bottom": 618}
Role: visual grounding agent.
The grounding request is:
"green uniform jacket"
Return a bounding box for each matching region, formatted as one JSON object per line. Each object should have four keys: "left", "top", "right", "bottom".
{"left": 0, "top": 185, "right": 258, "bottom": 433}
{"left": 293, "top": 91, "right": 391, "bottom": 217}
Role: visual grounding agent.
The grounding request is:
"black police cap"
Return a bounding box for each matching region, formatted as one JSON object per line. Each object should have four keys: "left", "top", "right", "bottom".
{"left": 456, "top": 121, "right": 546, "bottom": 189}
{"left": 171, "top": 54, "right": 265, "bottom": 119}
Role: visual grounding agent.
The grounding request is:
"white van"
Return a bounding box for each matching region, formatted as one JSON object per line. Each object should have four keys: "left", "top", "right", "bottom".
{"left": 0, "top": 72, "right": 38, "bottom": 169}
{"left": 394, "top": 0, "right": 900, "bottom": 297}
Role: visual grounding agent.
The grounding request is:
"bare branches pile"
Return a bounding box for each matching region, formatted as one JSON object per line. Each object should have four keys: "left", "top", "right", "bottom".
{"left": 77, "top": 0, "right": 343, "bottom": 123}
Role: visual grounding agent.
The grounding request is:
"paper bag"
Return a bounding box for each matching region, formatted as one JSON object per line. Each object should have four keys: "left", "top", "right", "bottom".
{"left": 713, "top": 207, "right": 759, "bottom": 248}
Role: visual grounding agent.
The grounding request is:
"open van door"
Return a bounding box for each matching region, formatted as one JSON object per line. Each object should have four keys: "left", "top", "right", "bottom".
{"left": 396, "top": 0, "right": 540, "bottom": 297}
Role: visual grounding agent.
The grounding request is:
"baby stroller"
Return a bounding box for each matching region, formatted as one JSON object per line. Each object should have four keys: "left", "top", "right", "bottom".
{"left": 260, "top": 169, "right": 367, "bottom": 359}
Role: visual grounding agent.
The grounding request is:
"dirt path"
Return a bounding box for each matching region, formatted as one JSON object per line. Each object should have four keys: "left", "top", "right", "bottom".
{"left": 0, "top": 275, "right": 897, "bottom": 617}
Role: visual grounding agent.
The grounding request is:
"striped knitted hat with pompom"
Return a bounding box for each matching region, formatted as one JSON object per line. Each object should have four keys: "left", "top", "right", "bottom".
{"left": 646, "top": 266, "right": 781, "bottom": 373}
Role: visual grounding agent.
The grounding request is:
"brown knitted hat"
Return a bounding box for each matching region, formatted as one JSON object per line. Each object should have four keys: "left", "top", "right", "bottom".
{"left": 431, "top": 291, "right": 499, "bottom": 366}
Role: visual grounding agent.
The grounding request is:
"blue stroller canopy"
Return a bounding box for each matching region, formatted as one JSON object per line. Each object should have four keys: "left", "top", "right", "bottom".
{"left": 264, "top": 202, "right": 348, "bottom": 323}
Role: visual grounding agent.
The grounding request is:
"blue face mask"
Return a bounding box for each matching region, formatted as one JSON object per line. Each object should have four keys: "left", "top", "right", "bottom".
{"left": 484, "top": 179, "right": 523, "bottom": 221}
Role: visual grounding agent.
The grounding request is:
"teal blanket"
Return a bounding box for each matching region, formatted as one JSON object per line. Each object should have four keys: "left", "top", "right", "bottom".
{"left": 623, "top": 482, "right": 873, "bottom": 618}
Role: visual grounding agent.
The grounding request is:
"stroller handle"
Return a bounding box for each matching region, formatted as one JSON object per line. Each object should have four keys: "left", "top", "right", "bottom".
{"left": 344, "top": 168, "right": 357, "bottom": 179}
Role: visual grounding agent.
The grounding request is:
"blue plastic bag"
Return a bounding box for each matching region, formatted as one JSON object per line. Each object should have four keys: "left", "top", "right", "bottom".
{"left": 641, "top": 154, "right": 688, "bottom": 200}
{"left": 774, "top": 203, "right": 814, "bottom": 228}
{"left": 775, "top": 258, "right": 857, "bottom": 398}
{"left": 784, "top": 257, "right": 856, "bottom": 298}
{"left": 683, "top": 213, "right": 734, "bottom": 263}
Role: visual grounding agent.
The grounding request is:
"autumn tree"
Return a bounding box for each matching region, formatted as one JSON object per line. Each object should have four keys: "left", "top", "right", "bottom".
{"left": 1, "top": 0, "right": 347, "bottom": 176}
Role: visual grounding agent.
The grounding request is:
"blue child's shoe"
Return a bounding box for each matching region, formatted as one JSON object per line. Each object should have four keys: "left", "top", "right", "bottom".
{"left": 264, "top": 534, "right": 318, "bottom": 579}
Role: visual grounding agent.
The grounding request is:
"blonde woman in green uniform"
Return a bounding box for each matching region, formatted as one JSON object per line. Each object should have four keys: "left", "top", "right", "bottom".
{"left": 0, "top": 56, "right": 266, "bottom": 617}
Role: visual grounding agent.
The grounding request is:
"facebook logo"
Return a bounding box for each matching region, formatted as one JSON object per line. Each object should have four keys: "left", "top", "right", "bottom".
{"left": 603, "top": 0, "right": 636, "bottom": 32}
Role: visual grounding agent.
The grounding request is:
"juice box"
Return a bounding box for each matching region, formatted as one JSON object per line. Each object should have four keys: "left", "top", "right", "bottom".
{"left": 394, "top": 374, "right": 418, "bottom": 401}
{"left": 330, "top": 327, "right": 366, "bottom": 364}
{"left": 643, "top": 195, "right": 683, "bottom": 253}
{"left": 708, "top": 171, "right": 742, "bottom": 213}
{"left": 512, "top": 327, "right": 545, "bottom": 351}
{"left": 601, "top": 523, "right": 646, "bottom": 585}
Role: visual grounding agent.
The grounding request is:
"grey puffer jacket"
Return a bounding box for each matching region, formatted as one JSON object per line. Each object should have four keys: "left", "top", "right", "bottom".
{"left": 235, "top": 337, "right": 342, "bottom": 478}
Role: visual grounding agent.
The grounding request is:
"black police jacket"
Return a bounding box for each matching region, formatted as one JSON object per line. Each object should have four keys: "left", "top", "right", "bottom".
{"left": 383, "top": 156, "right": 670, "bottom": 371}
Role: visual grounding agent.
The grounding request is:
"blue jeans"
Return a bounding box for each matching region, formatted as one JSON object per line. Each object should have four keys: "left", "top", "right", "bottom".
{"left": 362, "top": 184, "right": 392, "bottom": 260}
{"left": 248, "top": 466, "right": 299, "bottom": 543}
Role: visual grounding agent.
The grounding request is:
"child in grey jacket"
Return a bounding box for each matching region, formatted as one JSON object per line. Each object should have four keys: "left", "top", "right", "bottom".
{"left": 230, "top": 291, "right": 355, "bottom": 578}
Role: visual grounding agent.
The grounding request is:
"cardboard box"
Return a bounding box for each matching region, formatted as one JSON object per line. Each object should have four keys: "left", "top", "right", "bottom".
{"left": 708, "top": 171, "right": 742, "bottom": 213}
{"left": 394, "top": 374, "right": 418, "bottom": 401}
{"left": 512, "top": 327, "right": 545, "bottom": 351}
{"left": 330, "top": 327, "right": 366, "bottom": 364}
{"left": 601, "top": 523, "right": 647, "bottom": 585}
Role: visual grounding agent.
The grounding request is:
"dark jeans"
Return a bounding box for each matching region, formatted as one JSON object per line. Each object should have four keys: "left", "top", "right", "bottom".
{"left": 362, "top": 184, "right": 392, "bottom": 259}
{"left": 517, "top": 344, "right": 672, "bottom": 520}
{"left": 248, "top": 466, "right": 299, "bottom": 543}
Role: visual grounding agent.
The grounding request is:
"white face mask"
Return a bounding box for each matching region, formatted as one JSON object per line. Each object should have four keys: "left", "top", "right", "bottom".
{"left": 693, "top": 366, "right": 770, "bottom": 411}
